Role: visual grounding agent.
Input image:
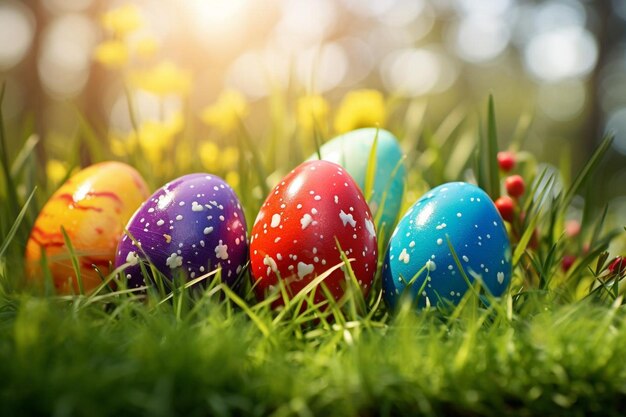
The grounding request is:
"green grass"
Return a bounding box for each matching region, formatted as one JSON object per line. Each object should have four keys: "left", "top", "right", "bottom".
{"left": 1, "top": 90, "right": 626, "bottom": 416}
{"left": 2, "top": 291, "right": 626, "bottom": 416}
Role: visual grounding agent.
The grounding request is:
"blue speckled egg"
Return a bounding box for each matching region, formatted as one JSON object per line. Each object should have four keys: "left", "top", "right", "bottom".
{"left": 382, "top": 182, "right": 511, "bottom": 309}
{"left": 115, "top": 174, "right": 248, "bottom": 289}
{"left": 311, "top": 128, "right": 406, "bottom": 241}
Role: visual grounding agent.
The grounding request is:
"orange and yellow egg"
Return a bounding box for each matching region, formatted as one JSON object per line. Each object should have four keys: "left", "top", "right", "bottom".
{"left": 25, "top": 161, "right": 150, "bottom": 294}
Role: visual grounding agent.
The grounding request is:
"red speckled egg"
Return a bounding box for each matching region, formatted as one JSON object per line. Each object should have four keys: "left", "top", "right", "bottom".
{"left": 25, "top": 161, "right": 150, "bottom": 294}
{"left": 249, "top": 160, "right": 378, "bottom": 306}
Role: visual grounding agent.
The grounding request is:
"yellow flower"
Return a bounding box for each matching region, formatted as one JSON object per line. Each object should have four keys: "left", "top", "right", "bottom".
{"left": 101, "top": 4, "right": 143, "bottom": 37}
{"left": 93, "top": 40, "right": 128, "bottom": 69}
{"left": 200, "top": 90, "right": 249, "bottom": 134}
{"left": 225, "top": 171, "right": 240, "bottom": 189}
{"left": 46, "top": 160, "right": 68, "bottom": 185}
{"left": 297, "top": 95, "right": 329, "bottom": 132}
{"left": 130, "top": 62, "right": 192, "bottom": 97}
{"left": 134, "top": 36, "right": 158, "bottom": 58}
{"left": 334, "top": 89, "right": 387, "bottom": 133}
{"left": 199, "top": 141, "right": 220, "bottom": 171}
{"left": 221, "top": 146, "right": 239, "bottom": 170}
{"left": 110, "top": 133, "right": 137, "bottom": 157}
{"left": 130, "top": 112, "right": 184, "bottom": 164}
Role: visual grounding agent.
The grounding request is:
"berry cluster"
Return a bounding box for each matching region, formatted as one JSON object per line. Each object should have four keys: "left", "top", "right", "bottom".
{"left": 493, "top": 151, "right": 539, "bottom": 250}
{"left": 494, "top": 151, "right": 526, "bottom": 221}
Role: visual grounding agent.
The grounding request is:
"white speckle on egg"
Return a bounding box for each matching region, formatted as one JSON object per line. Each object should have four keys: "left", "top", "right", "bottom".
{"left": 215, "top": 240, "right": 229, "bottom": 260}
{"left": 176, "top": 215, "right": 183, "bottom": 221}
{"left": 166, "top": 253, "right": 183, "bottom": 269}
{"left": 436, "top": 223, "right": 447, "bottom": 230}
{"left": 204, "top": 227, "right": 214, "bottom": 235}
{"left": 497, "top": 272, "right": 504, "bottom": 284}
{"left": 300, "top": 214, "right": 313, "bottom": 230}
{"left": 399, "top": 248, "right": 410, "bottom": 264}
{"left": 191, "top": 202, "right": 204, "bottom": 212}
{"left": 297, "top": 262, "right": 314, "bottom": 279}
{"left": 365, "top": 219, "right": 376, "bottom": 238}
{"left": 263, "top": 255, "right": 278, "bottom": 275}
{"left": 425, "top": 260, "right": 437, "bottom": 271}
{"left": 271, "top": 213, "right": 281, "bottom": 228}
{"left": 462, "top": 255, "right": 469, "bottom": 262}
{"left": 126, "top": 251, "right": 139, "bottom": 266}
{"left": 339, "top": 210, "right": 357, "bottom": 228}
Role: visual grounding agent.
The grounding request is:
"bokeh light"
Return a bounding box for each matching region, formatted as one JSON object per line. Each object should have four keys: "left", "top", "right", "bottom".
{"left": 0, "top": 0, "right": 624, "bottom": 203}
{"left": 524, "top": 26, "right": 597, "bottom": 82}
{"left": 38, "top": 14, "right": 96, "bottom": 98}
{"left": 537, "top": 79, "right": 586, "bottom": 122}
{"left": 381, "top": 47, "right": 458, "bottom": 96}
{"left": 449, "top": 14, "right": 512, "bottom": 63}
{"left": 0, "top": 1, "right": 35, "bottom": 71}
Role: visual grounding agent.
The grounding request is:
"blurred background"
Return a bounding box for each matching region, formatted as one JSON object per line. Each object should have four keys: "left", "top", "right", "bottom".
{"left": 0, "top": 0, "right": 625, "bottom": 220}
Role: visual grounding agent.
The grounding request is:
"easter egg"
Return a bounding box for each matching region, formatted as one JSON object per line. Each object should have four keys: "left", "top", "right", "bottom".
{"left": 115, "top": 174, "right": 248, "bottom": 289}
{"left": 312, "top": 128, "right": 406, "bottom": 242}
{"left": 249, "top": 160, "right": 378, "bottom": 305}
{"left": 382, "top": 182, "right": 511, "bottom": 309}
{"left": 25, "top": 161, "right": 150, "bottom": 294}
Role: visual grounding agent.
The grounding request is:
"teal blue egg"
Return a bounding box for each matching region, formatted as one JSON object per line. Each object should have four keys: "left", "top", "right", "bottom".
{"left": 382, "top": 182, "right": 511, "bottom": 310}
{"left": 311, "top": 128, "right": 406, "bottom": 241}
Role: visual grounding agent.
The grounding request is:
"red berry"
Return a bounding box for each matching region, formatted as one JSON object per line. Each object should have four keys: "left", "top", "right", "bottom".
{"left": 495, "top": 196, "right": 515, "bottom": 223}
{"left": 505, "top": 175, "right": 525, "bottom": 198}
{"left": 561, "top": 255, "right": 576, "bottom": 272}
{"left": 609, "top": 256, "right": 626, "bottom": 275}
{"left": 497, "top": 151, "right": 516, "bottom": 172}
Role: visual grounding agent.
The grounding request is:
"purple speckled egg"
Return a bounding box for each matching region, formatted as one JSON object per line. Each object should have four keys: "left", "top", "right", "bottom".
{"left": 115, "top": 173, "right": 248, "bottom": 289}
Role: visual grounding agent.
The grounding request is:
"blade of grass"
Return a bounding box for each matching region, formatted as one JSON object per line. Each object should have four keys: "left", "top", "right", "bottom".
{"left": 486, "top": 94, "right": 500, "bottom": 199}
{"left": 0, "top": 187, "right": 37, "bottom": 259}
{"left": 10, "top": 134, "right": 39, "bottom": 178}
{"left": 75, "top": 108, "right": 105, "bottom": 162}
{"left": 237, "top": 118, "right": 269, "bottom": 197}
{"left": 60, "top": 227, "right": 84, "bottom": 295}
{"left": 560, "top": 133, "right": 613, "bottom": 211}
{"left": 273, "top": 260, "right": 354, "bottom": 325}
{"left": 363, "top": 127, "right": 379, "bottom": 203}
{"left": 220, "top": 283, "right": 271, "bottom": 338}
{"left": 0, "top": 82, "right": 20, "bottom": 217}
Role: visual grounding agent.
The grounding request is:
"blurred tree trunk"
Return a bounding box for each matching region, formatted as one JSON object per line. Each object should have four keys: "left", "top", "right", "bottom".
{"left": 21, "top": 0, "right": 47, "bottom": 183}
{"left": 584, "top": 0, "right": 611, "bottom": 156}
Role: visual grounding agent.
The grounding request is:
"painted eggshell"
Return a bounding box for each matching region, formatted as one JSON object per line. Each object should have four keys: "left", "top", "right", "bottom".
{"left": 312, "top": 128, "right": 406, "bottom": 242}
{"left": 382, "top": 182, "right": 511, "bottom": 309}
{"left": 249, "top": 160, "right": 378, "bottom": 305}
{"left": 25, "top": 161, "right": 150, "bottom": 294}
{"left": 115, "top": 174, "right": 248, "bottom": 289}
